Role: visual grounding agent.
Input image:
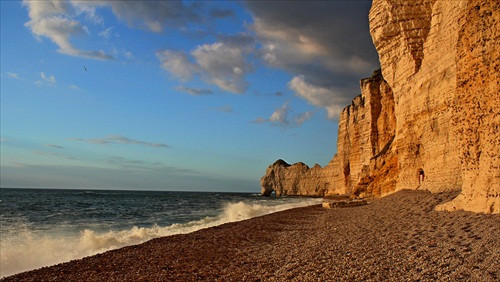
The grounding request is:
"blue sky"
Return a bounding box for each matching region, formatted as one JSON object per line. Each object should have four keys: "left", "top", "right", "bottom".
{"left": 1, "top": 0, "right": 378, "bottom": 192}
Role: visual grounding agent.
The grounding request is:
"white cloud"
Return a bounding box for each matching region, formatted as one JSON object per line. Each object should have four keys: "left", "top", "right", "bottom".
{"left": 6, "top": 72, "right": 22, "bottom": 80}
{"left": 254, "top": 101, "right": 313, "bottom": 127}
{"left": 157, "top": 50, "right": 199, "bottom": 81}
{"left": 191, "top": 41, "right": 253, "bottom": 94}
{"left": 24, "top": 0, "right": 70, "bottom": 19}
{"left": 22, "top": 0, "right": 113, "bottom": 60}
{"left": 124, "top": 51, "right": 133, "bottom": 59}
{"left": 159, "top": 39, "right": 254, "bottom": 94}
{"left": 70, "top": 1, "right": 103, "bottom": 25}
{"left": 288, "top": 75, "right": 349, "bottom": 119}
{"left": 98, "top": 26, "right": 114, "bottom": 39}
{"left": 269, "top": 101, "right": 290, "bottom": 125}
{"left": 40, "top": 72, "right": 56, "bottom": 84}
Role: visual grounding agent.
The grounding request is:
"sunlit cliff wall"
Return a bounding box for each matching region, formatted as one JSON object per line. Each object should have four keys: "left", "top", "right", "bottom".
{"left": 435, "top": 0, "right": 500, "bottom": 213}
{"left": 261, "top": 0, "right": 500, "bottom": 214}
{"left": 261, "top": 70, "right": 397, "bottom": 198}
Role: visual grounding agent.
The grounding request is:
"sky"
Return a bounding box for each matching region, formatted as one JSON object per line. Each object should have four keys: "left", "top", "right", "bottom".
{"left": 0, "top": 0, "right": 379, "bottom": 193}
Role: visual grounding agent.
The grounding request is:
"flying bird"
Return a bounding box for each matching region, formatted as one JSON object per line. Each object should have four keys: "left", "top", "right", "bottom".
{"left": 83, "top": 66, "right": 87, "bottom": 72}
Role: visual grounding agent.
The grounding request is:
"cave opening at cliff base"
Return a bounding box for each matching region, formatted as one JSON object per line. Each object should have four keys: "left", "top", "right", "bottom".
{"left": 418, "top": 168, "right": 425, "bottom": 186}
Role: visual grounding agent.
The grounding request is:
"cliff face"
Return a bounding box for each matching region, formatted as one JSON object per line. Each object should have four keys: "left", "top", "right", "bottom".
{"left": 260, "top": 160, "right": 334, "bottom": 197}
{"left": 370, "top": 0, "right": 464, "bottom": 193}
{"left": 261, "top": 70, "right": 397, "bottom": 198}
{"left": 435, "top": 0, "right": 500, "bottom": 213}
{"left": 330, "top": 69, "right": 397, "bottom": 198}
{"left": 261, "top": 0, "right": 500, "bottom": 214}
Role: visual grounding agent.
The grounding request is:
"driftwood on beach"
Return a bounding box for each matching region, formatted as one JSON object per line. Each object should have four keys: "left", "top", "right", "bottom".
{"left": 2, "top": 190, "right": 499, "bottom": 281}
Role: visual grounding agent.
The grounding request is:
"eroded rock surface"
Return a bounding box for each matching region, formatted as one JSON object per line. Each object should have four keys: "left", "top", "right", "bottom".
{"left": 435, "top": 0, "right": 500, "bottom": 213}
{"left": 261, "top": 70, "right": 396, "bottom": 198}
{"left": 261, "top": 0, "right": 500, "bottom": 214}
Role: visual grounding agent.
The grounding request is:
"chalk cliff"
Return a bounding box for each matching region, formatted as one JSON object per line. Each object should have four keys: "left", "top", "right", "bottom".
{"left": 261, "top": 0, "right": 500, "bottom": 214}
{"left": 261, "top": 69, "right": 397, "bottom": 198}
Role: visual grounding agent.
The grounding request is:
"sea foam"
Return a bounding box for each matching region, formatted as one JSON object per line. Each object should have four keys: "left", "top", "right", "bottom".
{"left": 0, "top": 198, "right": 321, "bottom": 277}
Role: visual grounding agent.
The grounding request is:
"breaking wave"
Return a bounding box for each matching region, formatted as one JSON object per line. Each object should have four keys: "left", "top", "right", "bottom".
{"left": 0, "top": 198, "right": 321, "bottom": 277}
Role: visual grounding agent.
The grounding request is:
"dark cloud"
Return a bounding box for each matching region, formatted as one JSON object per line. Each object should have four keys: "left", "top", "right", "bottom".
{"left": 44, "top": 144, "right": 65, "bottom": 149}
{"left": 246, "top": 0, "right": 379, "bottom": 118}
{"left": 99, "top": 1, "right": 202, "bottom": 32}
{"left": 246, "top": 1, "right": 377, "bottom": 65}
{"left": 175, "top": 85, "right": 213, "bottom": 96}
{"left": 72, "top": 135, "right": 169, "bottom": 148}
{"left": 106, "top": 156, "right": 193, "bottom": 174}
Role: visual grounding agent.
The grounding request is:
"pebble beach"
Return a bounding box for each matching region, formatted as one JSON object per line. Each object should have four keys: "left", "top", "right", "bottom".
{"left": 3, "top": 190, "right": 499, "bottom": 281}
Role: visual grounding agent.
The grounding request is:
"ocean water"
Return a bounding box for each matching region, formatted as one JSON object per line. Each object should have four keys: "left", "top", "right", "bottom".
{"left": 0, "top": 188, "right": 321, "bottom": 277}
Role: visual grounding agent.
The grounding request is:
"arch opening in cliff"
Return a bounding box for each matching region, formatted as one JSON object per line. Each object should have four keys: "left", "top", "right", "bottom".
{"left": 261, "top": 188, "right": 275, "bottom": 197}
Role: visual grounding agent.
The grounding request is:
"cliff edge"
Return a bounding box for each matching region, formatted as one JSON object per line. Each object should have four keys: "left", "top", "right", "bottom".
{"left": 261, "top": 0, "right": 499, "bottom": 214}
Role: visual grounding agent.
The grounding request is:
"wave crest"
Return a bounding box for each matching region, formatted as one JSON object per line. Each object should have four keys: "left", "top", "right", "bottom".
{"left": 0, "top": 197, "right": 320, "bottom": 277}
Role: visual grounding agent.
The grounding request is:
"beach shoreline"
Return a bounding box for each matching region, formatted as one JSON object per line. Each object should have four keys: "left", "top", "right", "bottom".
{"left": 3, "top": 190, "right": 499, "bottom": 281}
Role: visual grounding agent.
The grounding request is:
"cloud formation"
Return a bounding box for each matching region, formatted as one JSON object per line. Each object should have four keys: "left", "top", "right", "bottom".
{"left": 72, "top": 135, "right": 169, "bottom": 148}
{"left": 158, "top": 36, "right": 254, "bottom": 94}
{"left": 93, "top": 1, "right": 201, "bottom": 32}
{"left": 175, "top": 85, "right": 213, "bottom": 96}
{"left": 253, "top": 101, "right": 314, "bottom": 127}
{"left": 40, "top": 72, "right": 56, "bottom": 84}
{"left": 22, "top": 1, "right": 232, "bottom": 60}
{"left": 214, "top": 105, "right": 234, "bottom": 113}
{"left": 192, "top": 40, "right": 253, "bottom": 93}
{"left": 157, "top": 50, "right": 199, "bottom": 81}
{"left": 288, "top": 76, "right": 351, "bottom": 119}
{"left": 246, "top": 1, "right": 379, "bottom": 119}
{"left": 21, "top": 1, "right": 379, "bottom": 119}
{"left": 22, "top": 0, "right": 113, "bottom": 60}
{"left": 106, "top": 156, "right": 193, "bottom": 174}
{"left": 5, "top": 72, "right": 23, "bottom": 80}
{"left": 44, "top": 144, "right": 65, "bottom": 149}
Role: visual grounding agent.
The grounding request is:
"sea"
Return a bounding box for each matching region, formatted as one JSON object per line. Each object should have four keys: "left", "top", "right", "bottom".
{"left": 0, "top": 188, "right": 322, "bottom": 278}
